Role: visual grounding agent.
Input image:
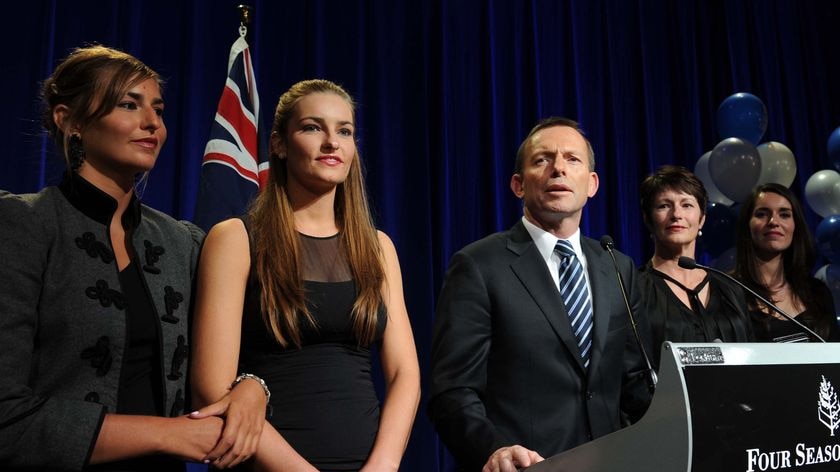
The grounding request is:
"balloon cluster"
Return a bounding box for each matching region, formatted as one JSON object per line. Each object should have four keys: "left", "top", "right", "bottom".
{"left": 809, "top": 131, "right": 840, "bottom": 318}
{"left": 695, "top": 93, "right": 785, "bottom": 266}
{"left": 694, "top": 92, "right": 840, "bottom": 316}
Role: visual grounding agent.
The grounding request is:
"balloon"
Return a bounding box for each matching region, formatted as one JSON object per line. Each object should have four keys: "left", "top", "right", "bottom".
{"left": 708, "top": 137, "right": 761, "bottom": 202}
{"left": 698, "top": 202, "right": 736, "bottom": 258}
{"left": 756, "top": 141, "right": 796, "bottom": 187}
{"left": 804, "top": 170, "right": 840, "bottom": 217}
{"left": 694, "top": 151, "right": 734, "bottom": 205}
{"left": 815, "top": 215, "right": 840, "bottom": 263}
{"left": 828, "top": 126, "right": 840, "bottom": 173}
{"left": 716, "top": 92, "right": 768, "bottom": 145}
{"left": 814, "top": 264, "right": 840, "bottom": 319}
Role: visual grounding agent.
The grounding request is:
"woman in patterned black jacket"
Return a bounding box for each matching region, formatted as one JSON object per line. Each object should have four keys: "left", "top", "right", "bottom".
{"left": 0, "top": 45, "right": 226, "bottom": 471}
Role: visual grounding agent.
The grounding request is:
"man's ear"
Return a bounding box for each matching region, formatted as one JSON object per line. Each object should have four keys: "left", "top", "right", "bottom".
{"left": 510, "top": 173, "right": 524, "bottom": 198}
{"left": 587, "top": 171, "right": 600, "bottom": 198}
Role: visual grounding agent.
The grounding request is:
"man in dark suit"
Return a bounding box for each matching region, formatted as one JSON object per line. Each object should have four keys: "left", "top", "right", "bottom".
{"left": 428, "top": 117, "right": 653, "bottom": 472}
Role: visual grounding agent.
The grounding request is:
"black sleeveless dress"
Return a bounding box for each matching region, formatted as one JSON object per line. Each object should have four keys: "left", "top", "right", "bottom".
{"left": 238, "top": 231, "right": 386, "bottom": 471}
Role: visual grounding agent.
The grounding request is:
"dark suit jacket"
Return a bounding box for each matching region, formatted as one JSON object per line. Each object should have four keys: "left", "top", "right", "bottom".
{"left": 428, "top": 221, "right": 652, "bottom": 471}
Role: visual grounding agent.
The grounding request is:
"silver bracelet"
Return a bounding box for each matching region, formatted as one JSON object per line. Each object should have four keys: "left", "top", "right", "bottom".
{"left": 230, "top": 373, "right": 271, "bottom": 404}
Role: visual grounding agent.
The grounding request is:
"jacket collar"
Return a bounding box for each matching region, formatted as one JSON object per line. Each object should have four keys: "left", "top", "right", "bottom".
{"left": 59, "top": 172, "right": 142, "bottom": 229}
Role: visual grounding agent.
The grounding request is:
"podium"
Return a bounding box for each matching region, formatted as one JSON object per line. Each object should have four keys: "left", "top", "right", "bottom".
{"left": 526, "top": 342, "right": 840, "bottom": 472}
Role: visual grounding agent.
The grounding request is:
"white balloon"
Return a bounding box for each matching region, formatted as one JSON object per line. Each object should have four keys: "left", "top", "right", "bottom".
{"left": 708, "top": 137, "right": 761, "bottom": 202}
{"left": 694, "top": 150, "right": 734, "bottom": 205}
{"left": 756, "top": 141, "right": 797, "bottom": 187}
{"left": 815, "top": 264, "right": 829, "bottom": 282}
{"left": 804, "top": 170, "right": 840, "bottom": 217}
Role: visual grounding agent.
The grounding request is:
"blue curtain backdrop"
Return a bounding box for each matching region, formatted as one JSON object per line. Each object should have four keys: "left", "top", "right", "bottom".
{"left": 2, "top": 1, "right": 840, "bottom": 470}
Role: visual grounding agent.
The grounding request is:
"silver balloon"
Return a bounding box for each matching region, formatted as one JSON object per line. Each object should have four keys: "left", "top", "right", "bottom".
{"left": 708, "top": 137, "right": 761, "bottom": 202}
{"left": 756, "top": 141, "right": 797, "bottom": 187}
{"left": 694, "top": 151, "right": 734, "bottom": 205}
{"left": 804, "top": 170, "right": 840, "bottom": 218}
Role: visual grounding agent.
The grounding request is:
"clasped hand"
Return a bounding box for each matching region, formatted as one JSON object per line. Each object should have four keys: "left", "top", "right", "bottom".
{"left": 190, "top": 378, "right": 268, "bottom": 468}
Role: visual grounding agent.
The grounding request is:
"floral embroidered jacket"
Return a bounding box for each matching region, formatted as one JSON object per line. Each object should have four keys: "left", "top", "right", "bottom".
{"left": 0, "top": 173, "right": 203, "bottom": 471}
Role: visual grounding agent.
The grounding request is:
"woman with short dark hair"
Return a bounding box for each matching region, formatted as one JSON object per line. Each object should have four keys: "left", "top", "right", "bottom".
{"left": 638, "top": 165, "right": 753, "bottom": 369}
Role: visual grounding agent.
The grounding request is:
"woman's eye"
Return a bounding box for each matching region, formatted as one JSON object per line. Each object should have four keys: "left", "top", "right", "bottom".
{"left": 118, "top": 101, "right": 137, "bottom": 110}
{"left": 338, "top": 128, "right": 353, "bottom": 137}
{"left": 302, "top": 124, "right": 320, "bottom": 132}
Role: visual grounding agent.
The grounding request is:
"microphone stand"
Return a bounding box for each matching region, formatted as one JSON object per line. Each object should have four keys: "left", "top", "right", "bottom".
{"left": 677, "top": 256, "right": 826, "bottom": 343}
{"left": 601, "top": 236, "right": 658, "bottom": 393}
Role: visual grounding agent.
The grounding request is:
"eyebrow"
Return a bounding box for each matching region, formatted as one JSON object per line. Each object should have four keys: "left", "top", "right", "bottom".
{"left": 657, "top": 196, "right": 697, "bottom": 203}
{"left": 755, "top": 205, "right": 792, "bottom": 211}
{"left": 299, "top": 116, "right": 354, "bottom": 127}
{"left": 126, "top": 91, "right": 165, "bottom": 106}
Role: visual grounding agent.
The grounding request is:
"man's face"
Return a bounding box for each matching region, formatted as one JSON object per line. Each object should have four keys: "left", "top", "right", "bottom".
{"left": 510, "top": 125, "right": 598, "bottom": 226}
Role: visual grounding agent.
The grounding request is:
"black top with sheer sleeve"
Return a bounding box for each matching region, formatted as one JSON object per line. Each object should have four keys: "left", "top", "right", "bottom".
{"left": 238, "top": 226, "right": 386, "bottom": 471}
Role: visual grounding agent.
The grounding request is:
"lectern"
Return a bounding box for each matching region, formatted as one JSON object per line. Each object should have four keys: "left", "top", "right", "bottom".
{"left": 526, "top": 342, "right": 840, "bottom": 472}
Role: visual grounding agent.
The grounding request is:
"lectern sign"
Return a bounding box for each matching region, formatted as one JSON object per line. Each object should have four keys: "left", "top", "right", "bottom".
{"left": 684, "top": 365, "right": 840, "bottom": 472}
{"left": 522, "top": 343, "right": 840, "bottom": 472}
{"left": 818, "top": 376, "right": 839, "bottom": 437}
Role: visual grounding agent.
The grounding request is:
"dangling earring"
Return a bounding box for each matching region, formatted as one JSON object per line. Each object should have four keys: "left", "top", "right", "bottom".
{"left": 68, "top": 134, "right": 85, "bottom": 171}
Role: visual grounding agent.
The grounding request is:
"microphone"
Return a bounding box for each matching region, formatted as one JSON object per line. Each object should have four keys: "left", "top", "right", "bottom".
{"left": 600, "top": 235, "right": 658, "bottom": 392}
{"left": 677, "top": 256, "right": 826, "bottom": 343}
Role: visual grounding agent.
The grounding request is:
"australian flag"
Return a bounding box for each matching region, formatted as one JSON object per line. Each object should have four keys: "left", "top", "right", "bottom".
{"left": 193, "top": 35, "right": 269, "bottom": 232}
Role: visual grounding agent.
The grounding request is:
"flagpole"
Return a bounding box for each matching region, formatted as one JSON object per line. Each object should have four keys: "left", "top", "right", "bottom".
{"left": 237, "top": 4, "right": 253, "bottom": 41}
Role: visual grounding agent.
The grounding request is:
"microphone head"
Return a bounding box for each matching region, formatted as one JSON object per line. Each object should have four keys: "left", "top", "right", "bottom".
{"left": 678, "top": 256, "right": 697, "bottom": 269}
{"left": 600, "top": 235, "right": 615, "bottom": 251}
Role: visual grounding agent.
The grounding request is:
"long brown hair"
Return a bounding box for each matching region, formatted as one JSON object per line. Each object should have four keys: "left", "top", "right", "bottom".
{"left": 248, "top": 79, "right": 384, "bottom": 348}
{"left": 40, "top": 45, "right": 162, "bottom": 169}
{"left": 733, "top": 183, "right": 833, "bottom": 338}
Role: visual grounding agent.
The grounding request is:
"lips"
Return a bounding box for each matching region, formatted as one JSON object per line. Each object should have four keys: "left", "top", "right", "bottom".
{"left": 764, "top": 231, "right": 784, "bottom": 238}
{"left": 316, "top": 155, "right": 343, "bottom": 165}
{"left": 546, "top": 183, "right": 572, "bottom": 192}
{"left": 132, "top": 137, "right": 159, "bottom": 149}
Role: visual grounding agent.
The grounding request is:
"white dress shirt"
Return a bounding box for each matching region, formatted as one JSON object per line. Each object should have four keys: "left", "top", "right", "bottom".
{"left": 521, "top": 216, "right": 593, "bottom": 295}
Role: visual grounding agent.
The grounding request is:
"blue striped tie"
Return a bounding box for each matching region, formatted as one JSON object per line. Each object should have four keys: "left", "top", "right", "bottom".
{"left": 555, "top": 240, "right": 594, "bottom": 369}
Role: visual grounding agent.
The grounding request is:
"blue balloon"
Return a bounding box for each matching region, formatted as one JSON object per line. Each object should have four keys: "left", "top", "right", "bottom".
{"left": 828, "top": 126, "right": 840, "bottom": 173}
{"left": 716, "top": 92, "right": 768, "bottom": 145}
{"left": 816, "top": 215, "right": 840, "bottom": 263}
{"left": 698, "top": 202, "right": 736, "bottom": 258}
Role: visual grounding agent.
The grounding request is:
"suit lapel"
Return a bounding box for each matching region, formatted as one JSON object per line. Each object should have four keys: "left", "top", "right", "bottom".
{"left": 507, "top": 222, "right": 585, "bottom": 371}
{"left": 581, "top": 238, "right": 615, "bottom": 373}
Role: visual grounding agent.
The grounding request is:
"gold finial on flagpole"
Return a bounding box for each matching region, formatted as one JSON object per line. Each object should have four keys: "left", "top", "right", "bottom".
{"left": 238, "top": 5, "right": 253, "bottom": 38}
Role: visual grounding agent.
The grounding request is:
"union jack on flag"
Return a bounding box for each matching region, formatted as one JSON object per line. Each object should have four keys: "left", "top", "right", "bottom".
{"left": 193, "top": 35, "right": 269, "bottom": 232}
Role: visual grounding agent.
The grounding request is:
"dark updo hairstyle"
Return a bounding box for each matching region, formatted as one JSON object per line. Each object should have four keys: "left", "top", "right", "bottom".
{"left": 40, "top": 45, "right": 162, "bottom": 169}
